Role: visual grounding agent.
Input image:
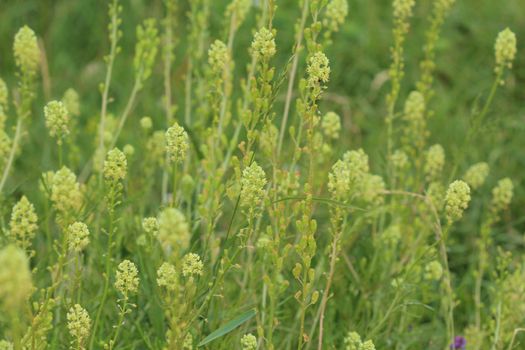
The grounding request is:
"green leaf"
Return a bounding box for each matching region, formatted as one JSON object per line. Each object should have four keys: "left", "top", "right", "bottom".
{"left": 197, "top": 309, "right": 257, "bottom": 347}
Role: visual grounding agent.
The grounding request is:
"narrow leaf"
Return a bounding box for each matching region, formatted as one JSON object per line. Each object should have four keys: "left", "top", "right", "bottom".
{"left": 197, "top": 309, "right": 257, "bottom": 347}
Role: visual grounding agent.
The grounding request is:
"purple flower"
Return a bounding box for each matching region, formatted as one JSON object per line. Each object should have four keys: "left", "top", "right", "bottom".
{"left": 450, "top": 336, "right": 466, "bottom": 350}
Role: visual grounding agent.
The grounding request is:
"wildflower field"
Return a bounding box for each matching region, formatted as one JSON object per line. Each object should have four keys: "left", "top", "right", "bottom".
{"left": 1, "top": 0, "right": 524, "bottom": 349}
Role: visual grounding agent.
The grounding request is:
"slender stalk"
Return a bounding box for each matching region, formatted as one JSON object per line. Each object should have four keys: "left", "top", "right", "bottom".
{"left": 277, "top": 0, "right": 309, "bottom": 157}
{"left": 98, "top": 0, "right": 120, "bottom": 171}
{"left": 0, "top": 116, "right": 23, "bottom": 193}
{"left": 439, "top": 225, "right": 455, "bottom": 349}
{"left": 110, "top": 77, "right": 141, "bottom": 150}
{"left": 89, "top": 192, "right": 116, "bottom": 350}
{"left": 162, "top": 4, "right": 175, "bottom": 204}
{"left": 108, "top": 298, "right": 128, "bottom": 350}
{"left": 317, "top": 227, "right": 342, "bottom": 350}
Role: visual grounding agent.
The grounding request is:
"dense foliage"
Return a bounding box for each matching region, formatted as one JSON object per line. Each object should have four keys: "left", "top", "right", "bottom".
{"left": 0, "top": 0, "right": 524, "bottom": 349}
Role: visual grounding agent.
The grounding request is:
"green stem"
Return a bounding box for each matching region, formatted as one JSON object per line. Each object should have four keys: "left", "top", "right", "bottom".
{"left": 0, "top": 116, "right": 23, "bottom": 193}
{"left": 89, "top": 191, "right": 116, "bottom": 350}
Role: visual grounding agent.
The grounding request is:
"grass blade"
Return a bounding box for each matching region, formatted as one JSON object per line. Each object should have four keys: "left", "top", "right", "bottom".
{"left": 197, "top": 309, "right": 257, "bottom": 347}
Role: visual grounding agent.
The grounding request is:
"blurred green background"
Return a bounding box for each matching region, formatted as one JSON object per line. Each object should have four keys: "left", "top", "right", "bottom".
{"left": 0, "top": 0, "right": 524, "bottom": 237}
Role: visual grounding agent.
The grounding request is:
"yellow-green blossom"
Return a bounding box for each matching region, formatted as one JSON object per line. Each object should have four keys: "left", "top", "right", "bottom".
{"left": 0, "top": 244, "right": 33, "bottom": 312}
{"left": 391, "top": 149, "right": 409, "bottom": 171}
{"left": 115, "top": 260, "right": 139, "bottom": 295}
{"left": 424, "top": 260, "right": 443, "bottom": 281}
{"left": 344, "top": 331, "right": 376, "bottom": 350}
{"left": 445, "top": 180, "right": 471, "bottom": 223}
{"left": 323, "top": 0, "right": 349, "bottom": 33}
{"left": 67, "top": 222, "right": 90, "bottom": 253}
{"left": 463, "top": 162, "right": 489, "bottom": 190}
{"left": 361, "top": 175, "right": 386, "bottom": 206}
{"left": 240, "top": 162, "right": 267, "bottom": 209}
{"left": 321, "top": 111, "right": 341, "bottom": 139}
{"left": 424, "top": 144, "right": 445, "bottom": 180}
{"left": 123, "top": 144, "right": 135, "bottom": 157}
{"left": 104, "top": 148, "right": 127, "bottom": 183}
{"left": 134, "top": 18, "right": 160, "bottom": 84}
{"left": 182, "top": 253, "right": 204, "bottom": 277}
{"left": 306, "top": 52, "right": 330, "bottom": 89}
{"left": 166, "top": 122, "right": 189, "bottom": 164}
{"left": 51, "top": 166, "right": 82, "bottom": 215}
{"left": 393, "top": 0, "right": 416, "bottom": 20}
{"left": 328, "top": 160, "right": 350, "bottom": 200}
{"left": 13, "top": 26, "right": 40, "bottom": 74}
{"left": 490, "top": 178, "right": 513, "bottom": 214}
{"left": 208, "top": 40, "right": 229, "bottom": 75}
{"left": 343, "top": 148, "right": 370, "bottom": 181}
{"left": 240, "top": 333, "right": 257, "bottom": 350}
{"left": 62, "top": 88, "right": 80, "bottom": 116}
{"left": 251, "top": 27, "right": 276, "bottom": 61}
{"left": 67, "top": 304, "right": 91, "bottom": 347}
{"left": 156, "top": 262, "right": 178, "bottom": 292}
{"left": 8, "top": 196, "right": 38, "bottom": 250}
{"left": 158, "top": 207, "right": 190, "bottom": 251}
{"left": 494, "top": 28, "right": 517, "bottom": 75}
{"left": 142, "top": 217, "right": 159, "bottom": 236}
{"left": 140, "top": 116, "right": 153, "bottom": 130}
{"left": 44, "top": 100, "right": 70, "bottom": 143}
{"left": 0, "top": 340, "right": 13, "bottom": 350}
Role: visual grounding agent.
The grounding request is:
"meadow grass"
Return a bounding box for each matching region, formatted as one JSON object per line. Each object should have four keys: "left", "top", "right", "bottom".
{"left": 0, "top": 0, "right": 524, "bottom": 349}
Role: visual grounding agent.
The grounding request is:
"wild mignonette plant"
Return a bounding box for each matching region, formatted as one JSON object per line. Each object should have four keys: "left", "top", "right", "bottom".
{"left": 0, "top": 0, "right": 522, "bottom": 349}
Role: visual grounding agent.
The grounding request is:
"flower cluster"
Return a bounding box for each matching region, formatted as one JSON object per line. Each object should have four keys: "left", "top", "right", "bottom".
{"left": 157, "top": 262, "right": 178, "bottom": 292}
{"left": 44, "top": 100, "right": 70, "bottom": 143}
{"left": 182, "top": 253, "right": 204, "bottom": 277}
{"left": 140, "top": 116, "right": 153, "bottom": 130}
{"left": 321, "top": 111, "right": 341, "bottom": 139}
{"left": 344, "top": 331, "right": 376, "bottom": 350}
{"left": 306, "top": 52, "right": 330, "bottom": 90}
{"left": 62, "top": 88, "right": 80, "bottom": 116}
{"left": 424, "top": 260, "right": 443, "bottom": 281}
{"left": 251, "top": 27, "right": 276, "bottom": 61}
{"left": 0, "top": 340, "right": 13, "bottom": 350}
{"left": 158, "top": 207, "right": 190, "bottom": 252}
{"left": 463, "top": 162, "right": 489, "bottom": 190}
{"left": 240, "top": 162, "right": 267, "bottom": 209}
{"left": 134, "top": 18, "right": 159, "bottom": 84}
{"left": 391, "top": 149, "right": 408, "bottom": 171}
{"left": 392, "top": 0, "right": 416, "bottom": 20}
{"left": 240, "top": 333, "right": 257, "bottom": 350}
{"left": 13, "top": 25, "right": 40, "bottom": 74}
{"left": 104, "top": 148, "right": 127, "bottom": 183}
{"left": 67, "top": 221, "right": 90, "bottom": 252}
{"left": 490, "top": 178, "right": 513, "bottom": 214}
{"left": 0, "top": 245, "right": 33, "bottom": 312}
{"left": 445, "top": 180, "right": 471, "bottom": 223}
{"left": 8, "top": 196, "right": 38, "bottom": 250}
{"left": 328, "top": 160, "right": 351, "bottom": 200}
{"left": 166, "top": 122, "right": 189, "bottom": 164}
{"left": 403, "top": 91, "right": 425, "bottom": 123}
{"left": 67, "top": 304, "right": 91, "bottom": 347}
{"left": 494, "top": 28, "right": 517, "bottom": 75}
{"left": 323, "top": 0, "right": 349, "bottom": 33}
{"left": 208, "top": 40, "right": 229, "bottom": 75}
{"left": 115, "top": 260, "right": 140, "bottom": 295}
{"left": 51, "top": 166, "right": 83, "bottom": 216}
{"left": 142, "top": 217, "right": 159, "bottom": 236}
{"left": 424, "top": 144, "right": 445, "bottom": 180}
